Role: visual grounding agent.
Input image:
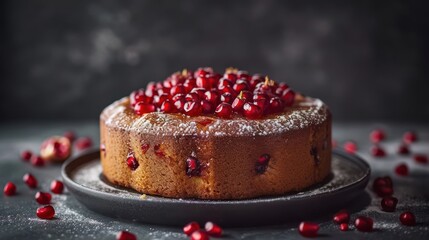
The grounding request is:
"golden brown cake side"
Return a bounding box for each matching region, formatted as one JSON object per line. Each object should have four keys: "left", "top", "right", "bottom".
{"left": 100, "top": 97, "right": 331, "bottom": 200}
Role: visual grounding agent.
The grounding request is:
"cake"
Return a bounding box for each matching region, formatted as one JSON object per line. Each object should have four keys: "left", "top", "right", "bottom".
{"left": 100, "top": 67, "right": 331, "bottom": 200}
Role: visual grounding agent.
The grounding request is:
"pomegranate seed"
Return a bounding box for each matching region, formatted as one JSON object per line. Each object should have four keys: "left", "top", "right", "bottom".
{"left": 21, "top": 150, "right": 33, "bottom": 161}
{"left": 190, "top": 231, "right": 209, "bottom": 240}
{"left": 35, "top": 192, "right": 52, "bottom": 204}
{"left": 340, "top": 223, "right": 348, "bottom": 231}
{"left": 215, "top": 103, "right": 232, "bottom": 118}
{"left": 174, "top": 99, "right": 186, "bottom": 112}
{"left": 233, "top": 81, "right": 249, "bottom": 92}
{"left": 191, "top": 88, "right": 206, "bottom": 99}
{"left": 256, "top": 154, "right": 270, "bottom": 174}
{"left": 232, "top": 97, "right": 246, "bottom": 112}
{"left": 281, "top": 89, "right": 295, "bottom": 106}
{"left": 204, "top": 90, "right": 220, "bottom": 105}
{"left": 224, "top": 73, "right": 237, "bottom": 81}
{"left": 153, "top": 93, "right": 170, "bottom": 107}
{"left": 196, "top": 76, "right": 211, "bottom": 89}
{"left": 23, "top": 173, "right": 38, "bottom": 188}
{"left": 373, "top": 176, "right": 393, "bottom": 192}
{"left": 184, "top": 101, "right": 202, "bottom": 116}
{"left": 75, "top": 137, "right": 93, "bottom": 150}
{"left": 395, "top": 163, "right": 409, "bottom": 176}
{"left": 64, "top": 131, "right": 76, "bottom": 142}
{"left": 218, "top": 78, "right": 233, "bottom": 88}
{"left": 184, "top": 78, "right": 197, "bottom": 92}
{"left": 183, "top": 221, "right": 200, "bottom": 236}
{"left": 298, "top": 222, "right": 319, "bottom": 238}
{"left": 237, "top": 71, "right": 250, "bottom": 80}
{"left": 371, "top": 145, "right": 386, "bottom": 157}
{"left": 205, "top": 221, "right": 222, "bottom": 237}
{"left": 172, "top": 93, "right": 185, "bottom": 102}
{"left": 126, "top": 154, "right": 139, "bottom": 171}
{"left": 370, "top": 129, "right": 385, "bottom": 143}
{"left": 116, "top": 231, "right": 137, "bottom": 240}
{"left": 268, "top": 97, "right": 284, "bottom": 113}
{"left": 403, "top": 131, "right": 417, "bottom": 144}
{"left": 397, "top": 144, "right": 410, "bottom": 155}
{"left": 186, "top": 92, "right": 200, "bottom": 102}
{"left": 36, "top": 205, "right": 55, "bottom": 220}
{"left": 413, "top": 154, "right": 428, "bottom": 164}
{"left": 134, "top": 102, "right": 156, "bottom": 115}
{"left": 201, "top": 100, "right": 214, "bottom": 114}
{"left": 154, "top": 144, "right": 165, "bottom": 157}
{"left": 170, "top": 84, "right": 185, "bottom": 96}
{"left": 354, "top": 216, "right": 373, "bottom": 232}
{"left": 381, "top": 196, "right": 398, "bottom": 212}
{"left": 333, "top": 210, "right": 350, "bottom": 224}
{"left": 3, "top": 182, "right": 16, "bottom": 196}
{"left": 141, "top": 143, "right": 150, "bottom": 154}
{"left": 186, "top": 156, "right": 201, "bottom": 176}
{"left": 31, "top": 155, "right": 45, "bottom": 167}
{"left": 243, "top": 102, "right": 263, "bottom": 119}
{"left": 218, "top": 85, "right": 236, "bottom": 96}
{"left": 399, "top": 211, "right": 416, "bottom": 226}
{"left": 50, "top": 180, "right": 64, "bottom": 194}
{"left": 160, "top": 99, "right": 175, "bottom": 113}
{"left": 220, "top": 92, "right": 234, "bottom": 104}
{"left": 343, "top": 141, "right": 357, "bottom": 154}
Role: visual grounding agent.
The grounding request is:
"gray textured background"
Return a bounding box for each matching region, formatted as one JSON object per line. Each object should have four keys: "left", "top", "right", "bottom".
{"left": 1, "top": 0, "right": 428, "bottom": 122}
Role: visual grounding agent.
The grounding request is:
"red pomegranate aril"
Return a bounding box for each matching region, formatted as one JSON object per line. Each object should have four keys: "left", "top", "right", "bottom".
{"left": 196, "top": 68, "right": 209, "bottom": 78}
{"left": 373, "top": 176, "right": 394, "bottom": 197}
{"left": 160, "top": 99, "right": 175, "bottom": 113}
{"left": 186, "top": 92, "right": 200, "bottom": 102}
{"left": 397, "top": 144, "right": 410, "bottom": 155}
{"left": 21, "top": 150, "right": 33, "bottom": 161}
{"left": 205, "top": 221, "right": 222, "bottom": 237}
{"left": 204, "top": 90, "right": 220, "bottom": 105}
{"left": 268, "top": 97, "right": 284, "bottom": 113}
{"left": 3, "top": 182, "right": 16, "bottom": 196}
{"left": 381, "top": 196, "right": 398, "bottom": 212}
{"left": 64, "top": 131, "right": 76, "bottom": 142}
{"left": 23, "top": 173, "right": 38, "bottom": 188}
{"left": 184, "top": 78, "right": 197, "bottom": 92}
{"left": 250, "top": 78, "right": 263, "bottom": 89}
{"left": 343, "top": 141, "right": 357, "bottom": 154}
{"left": 172, "top": 93, "right": 185, "bottom": 102}
{"left": 370, "top": 129, "right": 385, "bottom": 143}
{"left": 333, "top": 210, "right": 350, "bottom": 224}
{"left": 75, "top": 137, "right": 93, "bottom": 150}
{"left": 186, "top": 156, "right": 201, "bottom": 176}
{"left": 243, "top": 103, "right": 263, "bottom": 119}
{"left": 196, "top": 76, "right": 211, "bottom": 89}
{"left": 141, "top": 143, "right": 150, "bottom": 154}
{"left": 174, "top": 99, "right": 186, "bottom": 112}
{"left": 183, "top": 221, "right": 200, "bottom": 236}
{"left": 126, "top": 154, "right": 139, "bottom": 171}
{"left": 153, "top": 93, "right": 170, "bottom": 107}
{"left": 215, "top": 103, "right": 232, "bottom": 118}
{"left": 184, "top": 101, "right": 202, "bottom": 116}
{"left": 191, "top": 231, "right": 209, "bottom": 240}
{"left": 31, "top": 155, "right": 45, "bottom": 167}
{"left": 170, "top": 84, "right": 185, "bottom": 96}
{"left": 253, "top": 93, "right": 268, "bottom": 101}
{"left": 281, "top": 88, "right": 295, "bottom": 106}
{"left": 240, "top": 90, "right": 253, "bottom": 100}
{"left": 378, "top": 186, "right": 394, "bottom": 197}
{"left": 116, "top": 231, "right": 137, "bottom": 240}
{"left": 218, "top": 78, "right": 233, "bottom": 88}
{"left": 232, "top": 97, "right": 246, "bottom": 112}
{"left": 35, "top": 192, "right": 52, "bottom": 204}
{"left": 256, "top": 154, "right": 270, "bottom": 174}
{"left": 254, "top": 99, "right": 268, "bottom": 112}
{"left": 400, "top": 211, "right": 416, "bottom": 226}
{"left": 237, "top": 71, "right": 250, "bottom": 81}
{"left": 371, "top": 145, "right": 386, "bottom": 157}
{"left": 50, "top": 180, "right": 64, "bottom": 194}
{"left": 298, "top": 222, "right": 319, "bottom": 238}
{"left": 224, "top": 72, "right": 237, "bottom": 81}
{"left": 134, "top": 102, "right": 156, "bottom": 115}
{"left": 395, "top": 163, "right": 409, "bottom": 176}
{"left": 154, "top": 144, "right": 165, "bottom": 157}
{"left": 413, "top": 154, "right": 428, "bottom": 164}
{"left": 339, "top": 223, "right": 348, "bottom": 231}
{"left": 403, "top": 131, "right": 417, "bottom": 144}
{"left": 191, "top": 88, "right": 207, "bottom": 99}
{"left": 354, "top": 216, "right": 373, "bottom": 232}
{"left": 201, "top": 100, "right": 214, "bottom": 114}
{"left": 218, "top": 85, "right": 236, "bottom": 96}
{"left": 36, "top": 205, "right": 55, "bottom": 220}
{"left": 233, "top": 81, "right": 249, "bottom": 92}
{"left": 220, "top": 93, "right": 234, "bottom": 104}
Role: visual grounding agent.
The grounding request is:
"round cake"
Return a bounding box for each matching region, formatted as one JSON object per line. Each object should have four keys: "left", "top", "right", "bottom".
{"left": 100, "top": 67, "right": 331, "bottom": 200}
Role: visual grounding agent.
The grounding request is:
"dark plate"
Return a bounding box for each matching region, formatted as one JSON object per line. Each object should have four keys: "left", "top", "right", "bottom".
{"left": 62, "top": 149, "right": 370, "bottom": 227}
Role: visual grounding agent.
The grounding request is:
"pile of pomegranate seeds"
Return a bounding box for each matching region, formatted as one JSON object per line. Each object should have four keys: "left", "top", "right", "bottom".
{"left": 116, "top": 231, "right": 137, "bottom": 240}
{"left": 129, "top": 67, "right": 297, "bottom": 119}
{"left": 183, "top": 221, "right": 223, "bottom": 239}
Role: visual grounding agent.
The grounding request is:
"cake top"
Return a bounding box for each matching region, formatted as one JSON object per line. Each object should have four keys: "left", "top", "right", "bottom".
{"left": 128, "top": 67, "right": 298, "bottom": 119}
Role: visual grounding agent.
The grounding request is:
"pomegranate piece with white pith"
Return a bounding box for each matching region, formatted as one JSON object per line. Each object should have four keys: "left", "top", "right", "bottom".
{"left": 40, "top": 136, "right": 71, "bottom": 162}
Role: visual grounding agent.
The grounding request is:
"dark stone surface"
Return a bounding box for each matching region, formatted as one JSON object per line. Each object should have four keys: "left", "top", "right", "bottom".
{"left": 0, "top": 122, "right": 428, "bottom": 239}
{"left": 1, "top": 0, "right": 429, "bottom": 122}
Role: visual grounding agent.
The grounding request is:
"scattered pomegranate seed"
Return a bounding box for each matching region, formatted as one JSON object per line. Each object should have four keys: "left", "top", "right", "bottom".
{"left": 21, "top": 150, "right": 33, "bottom": 161}
{"left": 191, "top": 231, "right": 209, "bottom": 240}
{"left": 141, "top": 143, "right": 150, "bottom": 154}
{"left": 333, "top": 210, "right": 350, "bottom": 224}
{"left": 397, "top": 144, "right": 410, "bottom": 155}
{"left": 298, "top": 222, "right": 319, "bottom": 238}
{"left": 183, "top": 222, "right": 200, "bottom": 236}
{"left": 50, "top": 180, "right": 64, "bottom": 194}
{"left": 395, "top": 163, "right": 409, "bottom": 176}
{"left": 413, "top": 154, "right": 428, "bottom": 164}
{"left": 36, "top": 205, "right": 55, "bottom": 220}
{"left": 215, "top": 103, "right": 232, "bottom": 118}
{"left": 373, "top": 176, "right": 394, "bottom": 197}
{"left": 31, "top": 155, "right": 45, "bottom": 167}
{"left": 343, "top": 141, "right": 357, "bottom": 154}
{"left": 134, "top": 102, "right": 156, "bottom": 115}
{"left": 64, "top": 131, "right": 76, "bottom": 142}
{"left": 339, "top": 223, "right": 348, "bottom": 231}
{"left": 403, "top": 131, "right": 417, "bottom": 144}
{"left": 3, "top": 182, "right": 16, "bottom": 196}
{"left": 23, "top": 173, "right": 38, "bottom": 188}
{"left": 255, "top": 154, "right": 270, "bottom": 174}
{"left": 381, "top": 196, "right": 398, "bottom": 212}
{"left": 35, "top": 192, "right": 52, "bottom": 204}
{"left": 154, "top": 144, "right": 165, "bottom": 157}
{"left": 354, "top": 216, "right": 373, "bottom": 232}
{"left": 370, "top": 145, "right": 386, "bottom": 157}
{"left": 116, "top": 231, "right": 137, "bottom": 240}
{"left": 75, "top": 137, "right": 92, "bottom": 150}
{"left": 370, "top": 129, "right": 385, "bottom": 143}
{"left": 205, "top": 221, "right": 222, "bottom": 237}
{"left": 186, "top": 156, "right": 201, "bottom": 176}
{"left": 399, "top": 211, "right": 416, "bottom": 226}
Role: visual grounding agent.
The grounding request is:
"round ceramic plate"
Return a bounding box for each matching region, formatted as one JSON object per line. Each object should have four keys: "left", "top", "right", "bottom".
{"left": 62, "top": 149, "right": 370, "bottom": 227}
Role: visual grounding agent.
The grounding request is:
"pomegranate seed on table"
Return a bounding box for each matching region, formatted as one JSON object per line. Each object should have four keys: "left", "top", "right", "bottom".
{"left": 354, "top": 216, "right": 373, "bottom": 232}
{"left": 191, "top": 231, "right": 209, "bottom": 240}
{"left": 36, "top": 205, "right": 55, "bottom": 219}
{"left": 50, "top": 180, "right": 64, "bottom": 194}
{"left": 3, "top": 182, "right": 16, "bottom": 196}
{"left": 370, "top": 145, "right": 386, "bottom": 157}
{"left": 399, "top": 211, "right": 416, "bottom": 226}
{"left": 343, "top": 141, "right": 357, "bottom": 154}
{"left": 298, "top": 221, "right": 319, "bottom": 238}
{"left": 205, "top": 221, "right": 222, "bottom": 237}
{"left": 35, "top": 192, "right": 52, "bottom": 204}
{"left": 31, "top": 155, "right": 45, "bottom": 167}
{"left": 372, "top": 176, "right": 394, "bottom": 197}
{"left": 183, "top": 222, "right": 200, "bottom": 236}
{"left": 397, "top": 144, "right": 410, "bottom": 155}
{"left": 75, "top": 137, "right": 93, "bottom": 150}
{"left": 339, "top": 223, "right": 348, "bottom": 231}
{"left": 403, "top": 131, "right": 417, "bottom": 144}
{"left": 370, "top": 129, "right": 385, "bottom": 143}
{"left": 381, "top": 196, "right": 398, "bottom": 212}
{"left": 116, "top": 231, "right": 137, "bottom": 240}
{"left": 413, "top": 154, "right": 428, "bottom": 164}
{"left": 333, "top": 209, "right": 350, "bottom": 224}
{"left": 21, "top": 150, "right": 33, "bottom": 161}
{"left": 395, "top": 163, "right": 409, "bottom": 176}
{"left": 23, "top": 173, "right": 38, "bottom": 188}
